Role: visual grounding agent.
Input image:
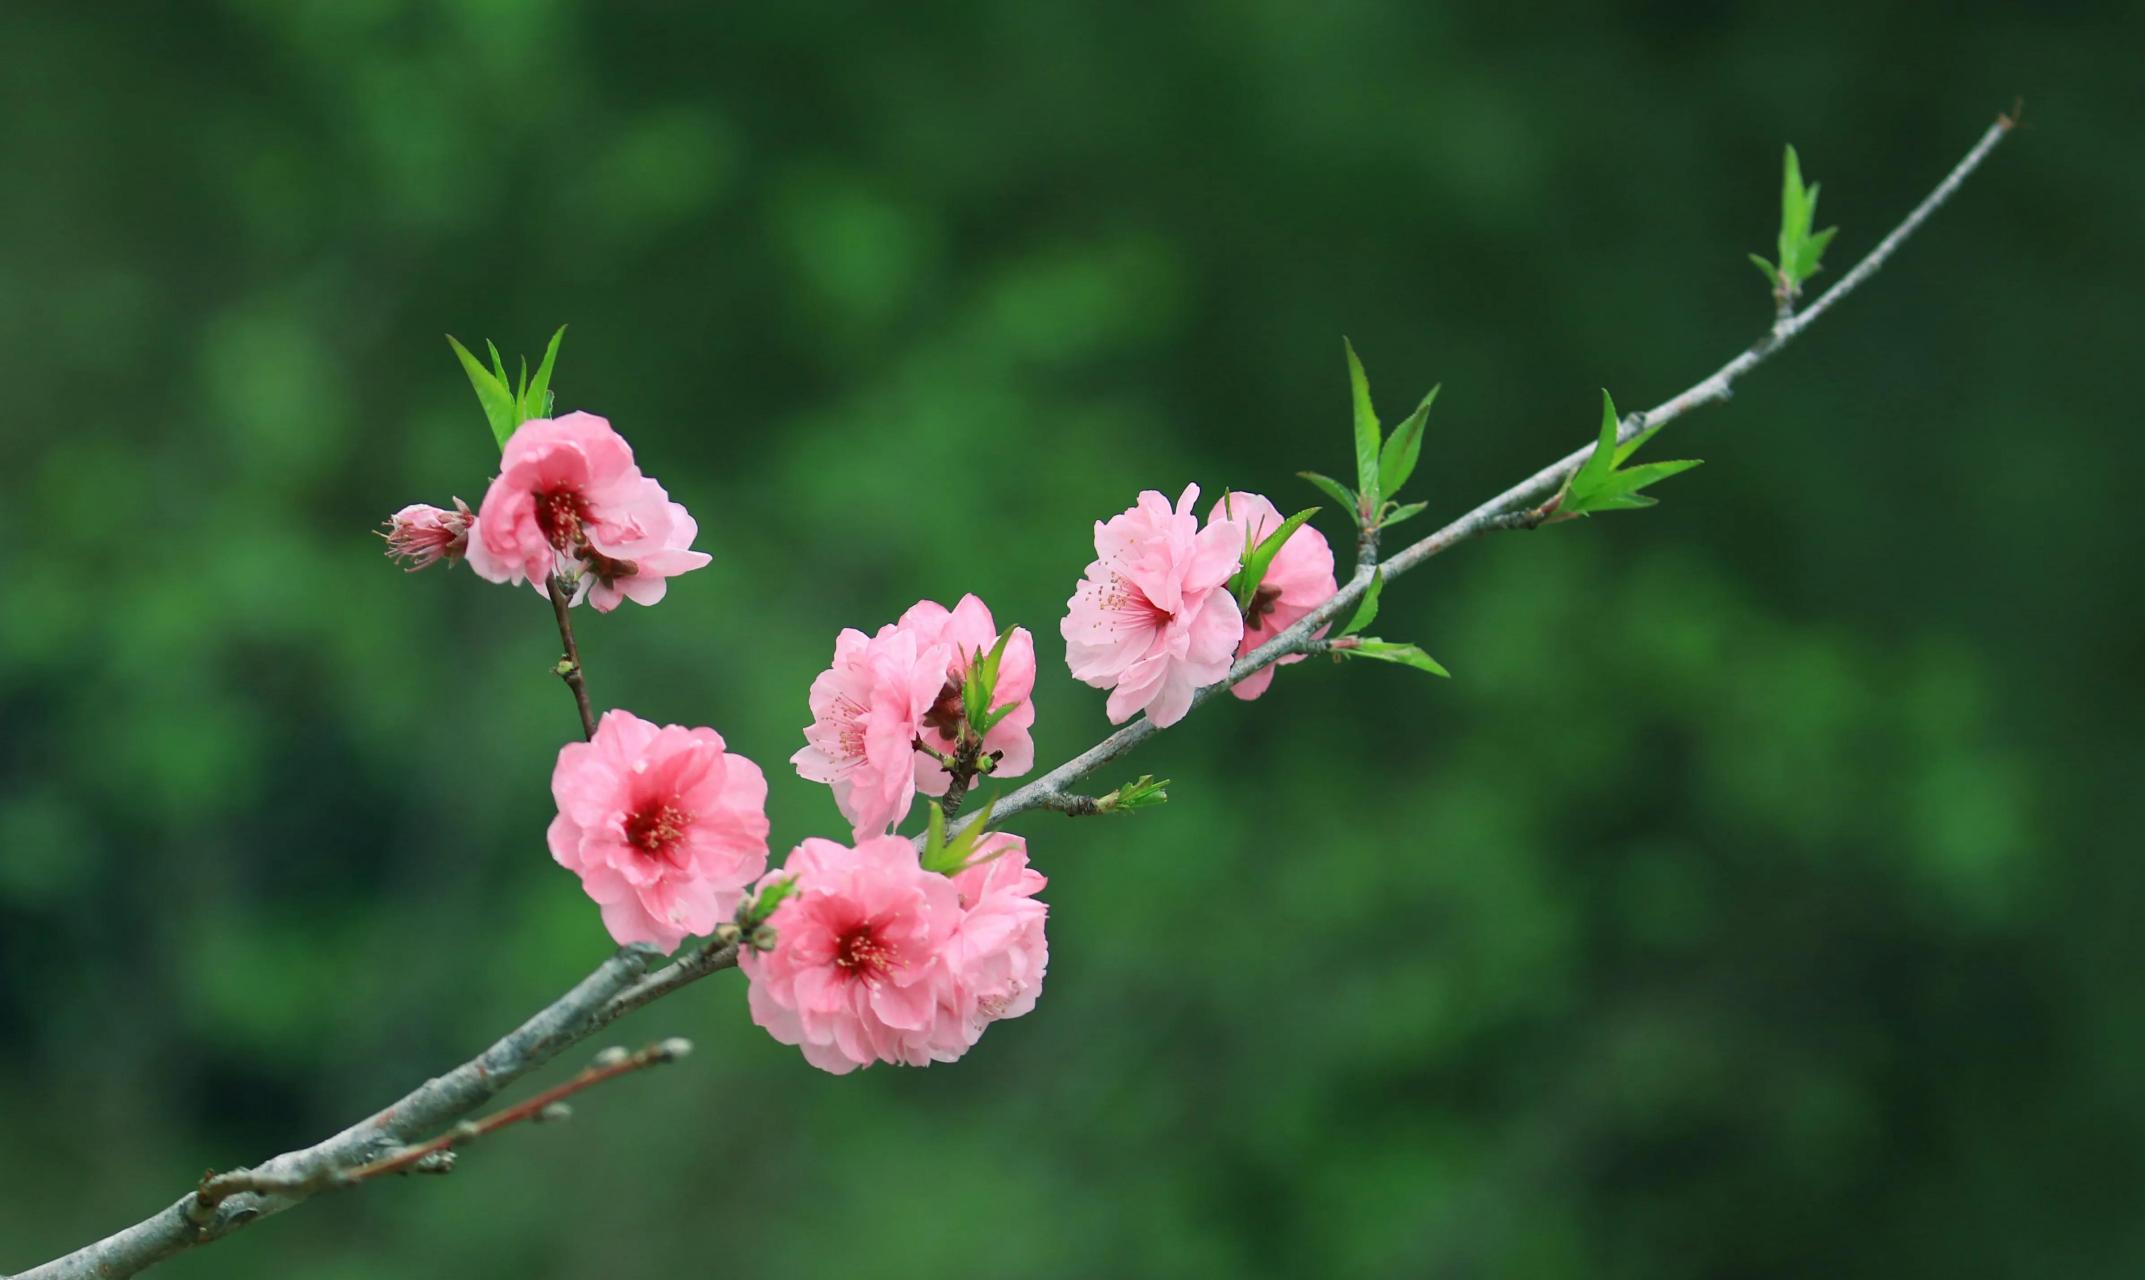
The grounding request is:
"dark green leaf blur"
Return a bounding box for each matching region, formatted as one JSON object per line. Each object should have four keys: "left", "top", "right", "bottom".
{"left": 1, "top": 3, "right": 2136, "bottom": 1277}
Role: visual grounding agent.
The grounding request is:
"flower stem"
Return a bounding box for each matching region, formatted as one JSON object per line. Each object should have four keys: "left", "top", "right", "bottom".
{"left": 547, "top": 575, "right": 597, "bottom": 741}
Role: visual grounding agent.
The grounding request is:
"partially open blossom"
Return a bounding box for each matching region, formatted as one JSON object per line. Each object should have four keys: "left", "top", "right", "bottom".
{"left": 946, "top": 834, "right": 1049, "bottom": 1041}
{"left": 1062, "top": 484, "right": 1244, "bottom": 727}
{"left": 571, "top": 493, "right": 709, "bottom": 613}
{"left": 464, "top": 412, "right": 709, "bottom": 606}
{"left": 1207, "top": 490, "right": 1338, "bottom": 700}
{"left": 742, "top": 836, "right": 968, "bottom": 1074}
{"left": 897, "top": 595, "right": 1037, "bottom": 796}
{"left": 549, "top": 709, "right": 769, "bottom": 952}
{"left": 792, "top": 625, "right": 952, "bottom": 838}
{"left": 381, "top": 499, "right": 473, "bottom": 571}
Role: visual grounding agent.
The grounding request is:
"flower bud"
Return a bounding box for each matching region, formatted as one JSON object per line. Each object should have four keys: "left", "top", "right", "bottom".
{"left": 380, "top": 500, "right": 473, "bottom": 571}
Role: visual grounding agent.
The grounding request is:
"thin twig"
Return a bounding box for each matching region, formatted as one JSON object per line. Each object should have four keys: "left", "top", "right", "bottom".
{"left": 1379, "top": 114, "right": 2016, "bottom": 581}
{"left": 936, "top": 114, "right": 2016, "bottom": 841}
{"left": 16, "top": 115, "right": 2013, "bottom": 1280}
{"left": 547, "top": 575, "right": 597, "bottom": 741}
{"left": 192, "top": 1038, "right": 691, "bottom": 1211}
{"left": 17, "top": 944, "right": 663, "bottom": 1280}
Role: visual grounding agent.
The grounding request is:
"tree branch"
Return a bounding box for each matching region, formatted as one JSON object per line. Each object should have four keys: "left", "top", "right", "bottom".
{"left": 12, "top": 114, "right": 2012, "bottom": 1280}
{"left": 933, "top": 113, "right": 2014, "bottom": 840}
{"left": 189, "top": 1037, "right": 693, "bottom": 1210}
{"left": 15, "top": 945, "right": 664, "bottom": 1280}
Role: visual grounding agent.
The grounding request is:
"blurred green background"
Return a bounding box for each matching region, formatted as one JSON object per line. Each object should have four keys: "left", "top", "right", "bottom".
{"left": 2, "top": 2, "right": 2137, "bottom": 1276}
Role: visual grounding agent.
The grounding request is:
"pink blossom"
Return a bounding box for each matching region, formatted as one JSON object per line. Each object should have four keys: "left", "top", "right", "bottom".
{"left": 792, "top": 625, "right": 952, "bottom": 838}
{"left": 1207, "top": 490, "right": 1338, "bottom": 700}
{"left": 896, "top": 595, "right": 1037, "bottom": 796}
{"left": 741, "top": 836, "right": 968, "bottom": 1074}
{"left": 548, "top": 709, "right": 770, "bottom": 952}
{"left": 946, "top": 834, "right": 1049, "bottom": 1040}
{"left": 1062, "top": 484, "right": 1244, "bottom": 727}
{"left": 571, "top": 490, "right": 709, "bottom": 613}
{"left": 464, "top": 412, "right": 709, "bottom": 606}
{"left": 381, "top": 499, "right": 472, "bottom": 571}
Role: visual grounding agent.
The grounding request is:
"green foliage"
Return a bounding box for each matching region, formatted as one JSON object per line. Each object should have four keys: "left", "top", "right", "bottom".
{"left": 1750, "top": 145, "right": 1839, "bottom": 300}
{"left": 743, "top": 876, "right": 798, "bottom": 925}
{"left": 1231, "top": 506, "right": 1320, "bottom": 610}
{"left": 1314, "top": 343, "right": 1442, "bottom": 540}
{"left": 961, "top": 630, "right": 1017, "bottom": 737}
{"left": 1338, "top": 638, "right": 1450, "bottom": 677}
{"left": 1378, "top": 385, "right": 1438, "bottom": 498}
{"left": 447, "top": 325, "right": 568, "bottom": 449}
{"left": 1101, "top": 774, "right": 1171, "bottom": 813}
{"left": 1342, "top": 571, "right": 1383, "bottom": 636}
{"left": 1298, "top": 469, "right": 1357, "bottom": 512}
{"left": 1550, "top": 391, "right": 1703, "bottom": 518}
{"left": 1346, "top": 337, "right": 1382, "bottom": 510}
{"left": 921, "top": 794, "right": 999, "bottom": 874}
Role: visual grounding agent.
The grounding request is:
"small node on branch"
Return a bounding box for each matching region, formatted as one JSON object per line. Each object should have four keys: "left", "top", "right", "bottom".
{"left": 535, "top": 1102, "right": 573, "bottom": 1124}
{"left": 410, "top": 1150, "right": 457, "bottom": 1175}
{"left": 592, "top": 1046, "right": 630, "bottom": 1069}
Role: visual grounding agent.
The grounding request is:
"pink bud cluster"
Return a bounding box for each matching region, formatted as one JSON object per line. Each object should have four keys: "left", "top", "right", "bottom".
{"left": 384, "top": 412, "right": 709, "bottom": 611}
{"left": 791, "top": 595, "right": 1036, "bottom": 839}
{"left": 741, "top": 832, "right": 1047, "bottom": 1074}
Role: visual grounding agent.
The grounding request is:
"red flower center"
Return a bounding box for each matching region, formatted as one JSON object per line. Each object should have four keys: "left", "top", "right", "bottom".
{"left": 535, "top": 489, "right": 590, "bottom": 551}
{"left": 624, "top": 801, "right": 692, "bottom": 861}
{"left": 833, "top": 925, "right": 892, "bottom": 979}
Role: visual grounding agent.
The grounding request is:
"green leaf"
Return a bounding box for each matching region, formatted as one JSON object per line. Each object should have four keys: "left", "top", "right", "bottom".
{"left": 1341, "top": 570, "right": 1382, "bottom": 637}
{"left": 1779, "top": 145, "right": 1809, "bottom": 267}
{"left": 1767, "top": 146, "right": 1839, "bottom": 293}
{"left": 1377, "top": 383, "right": 1438, "bottom": 500}
{"left": 447, "top": 335, "right": 521, "bottom": 451}
{"left": 1233, "top": 507, "right": 1319, "bottom": 610}
{"left": 1563, "top": 389, "right": 1622, "bottom": 501}
{"left": 1381, "top": 501, "right": 1428, "bottom": 528}
{"left": 744, "top": 877, "right": 798, "bottom": 925}
{"left": 1551, "top": 391, "right": 1701, "bottom": 519}
{"left": 1102, "top": 775, "right": 1170, "bottom": 813}
{"left": 961, "top": 629, "right": 1014, "bottom": 738}
{"left": 921, "top": 795, "right": 999, "bottom": 874}
{"left": 1299, "top": 471, "right": 1357, "bottom": 512}
{"left": 1749, "top": 253, "right": 1780, "bottom": 285}
{"left": 1345, "top": 639, "right": 1450, "bottom": 678}
{"left": 1794, "top": 225, "right": 1838, "bottom": 281}
{"left": 522, "top": 325, "right": 566, "bottom": 422}
{"left": 1344, "top": 337, "right": 1381, "bottom": 510}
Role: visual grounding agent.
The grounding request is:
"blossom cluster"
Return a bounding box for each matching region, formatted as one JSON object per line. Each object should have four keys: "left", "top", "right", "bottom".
{"left": 792, "top": 595, "right": 1037, "bottom": 839}
{"left": 384, "top": 411, "right": 710, "bottom": 611}
{"left": 741, "top": 832, "right": 1047, "bottom": 1074}
{"left": 1064, "top": 483, "right": 1336, "bottom": 723}
{"left": 386, "top": 381, "right": 1344, "bottom": 1074}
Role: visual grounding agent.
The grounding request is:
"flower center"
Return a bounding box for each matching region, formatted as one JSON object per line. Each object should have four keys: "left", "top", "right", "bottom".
{"left": 1102, "top": 574, "right": 1175, "bottom": 630}
{"left": 624, "top": 801, "right": 692, "bottom": 861}
{"left": 535, "top": 489, "right": 589, "bottom": 551}
{"left": 833, "top": 925, "right": 892, "bottom": 980}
